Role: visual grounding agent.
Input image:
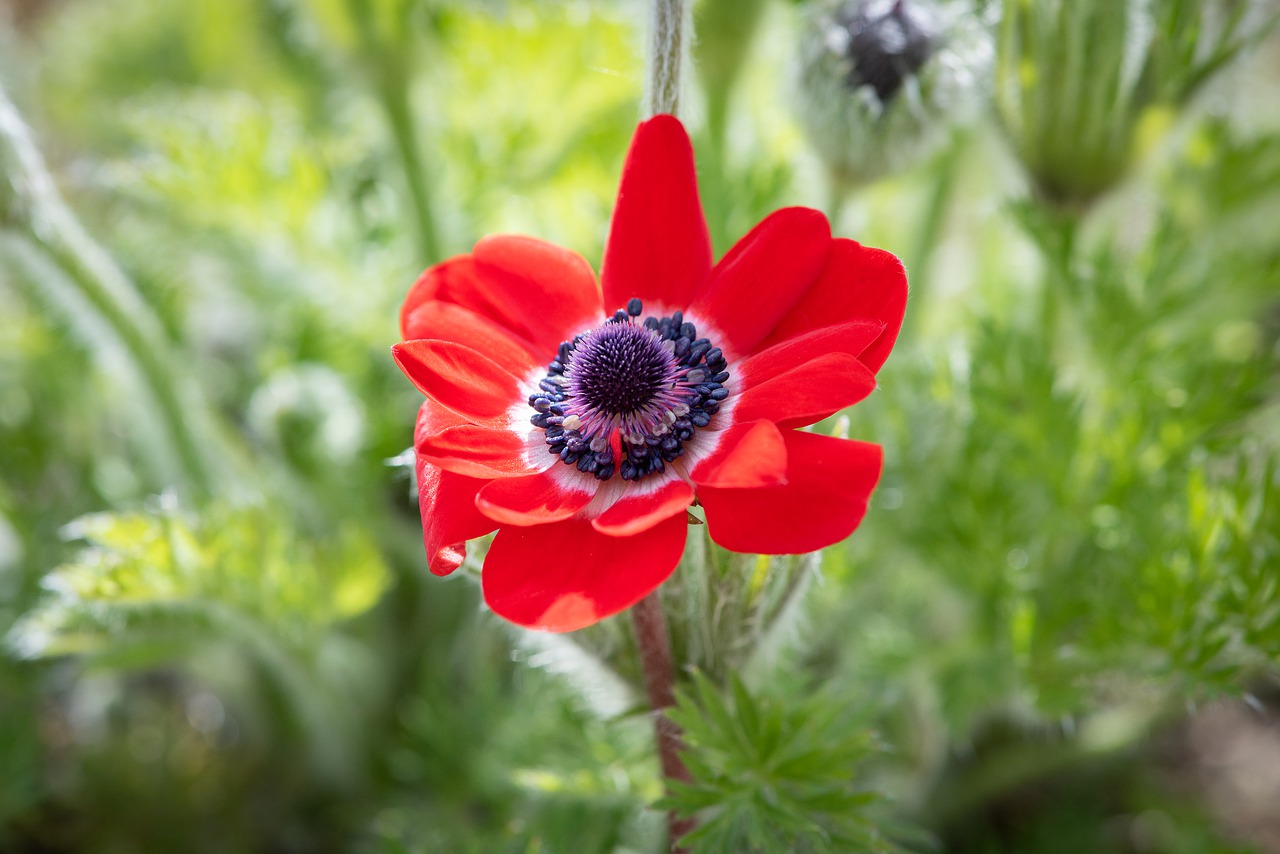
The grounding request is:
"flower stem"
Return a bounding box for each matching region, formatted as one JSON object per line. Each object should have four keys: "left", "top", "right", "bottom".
{"left": 344, "top": 0, "right": 443, "bottom": 266}
{"left": 645, "top": 0, "right": 688, "bottom": 117}
{"left": 638, "top": 3, "right": 695, "bottom": 846}
{"left": 631, "top": 591, "right": 694, "bottom": 851}
{"left": 378, "top": 69, "right": 444, "bottom": 265}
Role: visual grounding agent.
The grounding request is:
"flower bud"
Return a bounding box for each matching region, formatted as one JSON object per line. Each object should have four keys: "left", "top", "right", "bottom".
{"left": 995, "top": 0, "right": 1269, "bottom": 209}
{"left": 796, "top": 0, "right": 992, "bottom": 187}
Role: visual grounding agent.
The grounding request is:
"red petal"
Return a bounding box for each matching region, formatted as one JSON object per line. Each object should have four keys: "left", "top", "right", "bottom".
{"left": 393, "top": 339, "right": 522, "bottom": 425}
{"left": 698, "top": 431, "right": 882, "bottom": 554}
{"left": 689, "top": 420, "right": 788, "bottom": 489}
{"left": 760, "top": 239, "right": 907, "bottom": 373}
{"left": 416, "top": 424, "right": 541, "bottom": 479}
{"left": 472, "top": 236, "right": 604, "bottom": 351}
{"left": 401, "top": 299, "right": 541, "bottom": 375}
{"left": 733, "top": 352, "right": 877, "bottom": 429}
{"left": 401, "top": 255, "right": 482, "bottom": 340}
{"left": 476, "top": 470, "right": 596, "bottom": 526}
{"left": 601, "top": 115, "right": 712, "bottom": 313}
{"left": 482, "top": 514, "right": 688, "bottom": 632}
{"left": 689, "top": 208, "right": 831, "bottom": 357}
{"left": 735, "top": 321, "right": 884, "bottom": 385}
{"left": 414, "top": 397, "right": 468, "bottom": 441}
{"left": 591, "top": 477, "right": 693, "bottom": 537}
{"left": 415, "top": 456, "right": 496, "bottom": 576}
{"left": 401, "top": 237, "right": 602, "bottom": 355}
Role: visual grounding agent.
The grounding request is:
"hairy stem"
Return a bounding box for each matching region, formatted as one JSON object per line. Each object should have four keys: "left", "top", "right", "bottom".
{"left": 637, "top": 2, "right": 695, "bottom": 847}
{"left": 645, "top": 0, "right": 687, "bottom": 117}
{"left": 631, "top": 592, "right": 694, "bottom": 851}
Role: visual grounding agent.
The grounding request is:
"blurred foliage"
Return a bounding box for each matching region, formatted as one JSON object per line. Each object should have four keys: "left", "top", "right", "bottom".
{"left": 10, "top": 504, "right": 387, "bottom": 659}
{"left": 1, "top": 0, "right": 1279, "bottom": 851}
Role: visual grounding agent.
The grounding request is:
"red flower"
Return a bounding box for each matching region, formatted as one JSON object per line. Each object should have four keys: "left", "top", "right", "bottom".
{"left": 393, "top": 115, "right": 906, "bottom": 632}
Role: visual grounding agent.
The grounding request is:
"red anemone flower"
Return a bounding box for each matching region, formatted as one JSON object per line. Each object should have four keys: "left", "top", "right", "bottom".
{"left": 393, "top": 115, "right": 906, "bottom": 632}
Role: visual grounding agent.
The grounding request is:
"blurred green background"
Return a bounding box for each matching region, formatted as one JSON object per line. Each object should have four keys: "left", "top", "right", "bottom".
{"left": 1, "top": 0, "right": 1279, "bottom": 851}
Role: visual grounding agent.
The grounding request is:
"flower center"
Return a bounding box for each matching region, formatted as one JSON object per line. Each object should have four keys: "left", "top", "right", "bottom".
{"left": 528, "top": 298, "right": 730, "bottom": 482}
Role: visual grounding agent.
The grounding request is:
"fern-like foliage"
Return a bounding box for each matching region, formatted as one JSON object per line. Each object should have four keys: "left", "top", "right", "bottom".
{"left": 6, "top": 502, "right": 389, "bottom": 780}
{"left": 10, "top": 502, "right": 386, "bottom": 657}
{"left": 661, "top": 670, "right": 895, "bottom": 853}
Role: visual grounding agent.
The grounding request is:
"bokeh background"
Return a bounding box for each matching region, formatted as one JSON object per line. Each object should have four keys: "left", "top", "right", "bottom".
{"left": 2, "top": 0, "right": 1279, "bottom": 851}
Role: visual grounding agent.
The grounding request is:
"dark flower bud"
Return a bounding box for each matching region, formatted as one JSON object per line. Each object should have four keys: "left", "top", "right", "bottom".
{"left": 836, "top": 0, "right": 936, "bottom": 103}
{"left": 796, "top": 0, "right": 992, "bottom": 187}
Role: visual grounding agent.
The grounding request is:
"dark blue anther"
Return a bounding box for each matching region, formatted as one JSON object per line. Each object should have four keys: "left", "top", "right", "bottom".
{"left": 529, "top": 301, "right": 733, "bottom": 483}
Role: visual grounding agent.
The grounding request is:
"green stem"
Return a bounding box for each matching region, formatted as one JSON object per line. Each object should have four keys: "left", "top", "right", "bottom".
{"left": 1037, "top": 212, "right": 1078, "bottom": 348}
{"left": 345, "top": 0, "right": 443, "bottom": 265}
{"left": 906, "top": 134, "right": 966, "bottom": 298}
{"left": 379, "top": 70, "right": 444, "bottom": 265}
{"left": 825, "top": 172, "right": 848, "bottom": 231}
{"left": 43, "top": 239, "right": 215, "bottom": 494}
{"left": 0, "top": 87, "right": 216, "bottom": 496}
{"left": 646, "top": 0, "right": 687, "bottom": 117}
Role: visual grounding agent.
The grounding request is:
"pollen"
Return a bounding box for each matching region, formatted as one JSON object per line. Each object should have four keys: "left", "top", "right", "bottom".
{"left": 526, "top": 300, "right": 730, "bottom": 482}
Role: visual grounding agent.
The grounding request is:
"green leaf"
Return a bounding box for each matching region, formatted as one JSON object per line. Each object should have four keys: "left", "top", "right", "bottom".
{"left": 659, "top": 670, "right": 898, "bottom": 853}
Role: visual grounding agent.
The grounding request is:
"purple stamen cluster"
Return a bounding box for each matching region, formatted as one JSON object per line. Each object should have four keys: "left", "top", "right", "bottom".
{"left": 527, "top": 298, "right": 730, "bottom": 482}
